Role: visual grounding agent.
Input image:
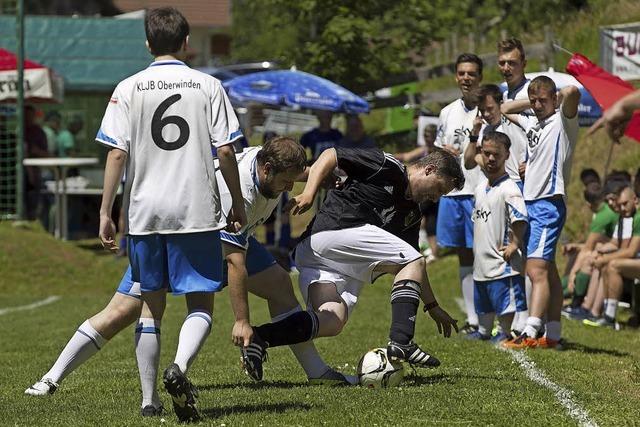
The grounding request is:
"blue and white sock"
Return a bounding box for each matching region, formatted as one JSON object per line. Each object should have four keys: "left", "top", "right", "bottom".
{"left": 135, "top": 318, "right": 161, "bottom": 408}
{"left": 174, "top": 311, "right": 212, "bottom": 374}
{"left": 43, "top": 319, "right": 106, "bottom": 384}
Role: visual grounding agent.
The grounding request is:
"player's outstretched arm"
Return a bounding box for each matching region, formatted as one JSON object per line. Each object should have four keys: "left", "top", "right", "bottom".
{"left": 99, "top": 148, "right": 127, "bottom": 252}
{"left": 419, "top": 273, "right": 459, "bottom": 337}
{"left": 287, "top": 148, "right": 338, "bottom": 215}
{"left": 223, "top": 243, "right": 253, "bottom": 347}
{"left": 218, "top": 144, "right": 247, "bottom": 232}
{"left": 588, "top": 89, "right": 640, "bottom": 141}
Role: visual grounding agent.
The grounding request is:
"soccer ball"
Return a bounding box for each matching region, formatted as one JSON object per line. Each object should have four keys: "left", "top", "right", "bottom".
{"left": 357, "top": 348, "right": 404, "bottom": 388}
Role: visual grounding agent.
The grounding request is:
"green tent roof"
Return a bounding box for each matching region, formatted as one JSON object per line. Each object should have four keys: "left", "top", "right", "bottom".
{"left": 0, "top": 15, "right": 153, "bottom": 92}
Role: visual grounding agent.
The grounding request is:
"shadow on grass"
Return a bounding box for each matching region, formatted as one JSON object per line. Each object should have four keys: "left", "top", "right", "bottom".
{"left": 202, "top": 401, "right": 314, "bottom": 419}
{"left": 403, "top": 371, "right": 509, "bottom": 386}
{"left": 561, "top": 340, "right": 631, "bottom": 358}
{"left": 198, "top": 380, "right": 304, "bottom": 391}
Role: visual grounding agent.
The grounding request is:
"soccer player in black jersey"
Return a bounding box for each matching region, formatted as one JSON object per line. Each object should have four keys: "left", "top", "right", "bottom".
{"left": 240, "top": 147, "right": 464, "bottom": 381}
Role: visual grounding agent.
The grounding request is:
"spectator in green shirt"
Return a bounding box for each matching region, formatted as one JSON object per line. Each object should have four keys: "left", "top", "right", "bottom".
{"left": 42, "top": 110, "right": 61, "bottom": 155}
{"left": 55, "top": 115, "right": 83, "bottom": 157}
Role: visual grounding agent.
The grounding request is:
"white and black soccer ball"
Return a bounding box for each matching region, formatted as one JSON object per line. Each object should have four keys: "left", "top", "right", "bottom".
{"left": 357, "top": 348, "right": 404, "bottom": 389}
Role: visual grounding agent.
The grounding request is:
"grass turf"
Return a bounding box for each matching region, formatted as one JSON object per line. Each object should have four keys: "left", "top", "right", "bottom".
{"left": 2, "top": 222, "right": 640, "bottom": 425}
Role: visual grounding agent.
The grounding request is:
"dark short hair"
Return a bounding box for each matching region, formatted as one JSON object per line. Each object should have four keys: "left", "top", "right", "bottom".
{"left": 607, "top": 169, "right": 632, "bottom": 183}
{"left": 412, "top": 148, "right": 465, "bottom": 191}
{"left": 455, "top": 53, "right": 483, "bottom": 76}
{"left": 583, "top": 182, "right": 603, "bottom": 205}
{"left": 476, "top": 84, "right": 503, "bottom": 105}
{"left": 256, "top": 136, "right": 306, "bottom": 174}
{"left": 482, "top": 130, "right": 511, "bottom": 151}
{"left": 263, "top": 131, "right": 278, "bottom": 144}
{"left": 528, "top": 76, "right": 557, "bottom": 95}
{"left": 45, "top": 110, "right": 61, "bottom": 122}
{"left": 497, "top": 38, "right": 526, "bottom": 62}
{"left": 603, "top": 178, "right": 629, "bottom": 197}
{"left": 580, "top": 168, "right": 600, "bottom": 186}
{"left": 145, "top": 7, "right": 189, "bottom": 56}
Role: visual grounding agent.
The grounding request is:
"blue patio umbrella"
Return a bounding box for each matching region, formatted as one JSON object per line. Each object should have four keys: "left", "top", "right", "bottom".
{"left": 223, "top": 69, "right": 369, "bottom": 114}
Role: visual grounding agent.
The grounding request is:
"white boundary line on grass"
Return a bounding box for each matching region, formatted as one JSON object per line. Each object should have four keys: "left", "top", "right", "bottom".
{"left": 454, "top": 298, "right": 598, "bottom": 427}
{"left": 0, "top": 296, "right": 60, "bottom": 316}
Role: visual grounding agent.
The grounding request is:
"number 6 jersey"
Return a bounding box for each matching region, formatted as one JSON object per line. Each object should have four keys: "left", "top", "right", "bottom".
{"left": 95, "top": 60, "right": 242, "bottom": 235}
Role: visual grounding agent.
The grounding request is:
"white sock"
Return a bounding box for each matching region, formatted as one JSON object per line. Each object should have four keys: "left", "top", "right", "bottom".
{"left": 477, "top": 312, "right": 495, "bottom": 336}
{"left": 43, "top": 319, "right": 106, "bottom": 384}
{"left": 460, "top": 266, "right": 478, "bottom": 326}
{"left": 135, "top": 318, "right": 161, "bottom": 408}
{"left": 513, "top": 276, "right": 532, "bottom": 332}
{"left": 522, "top": 316, "right": 542, "bottom": 338}
{"left": 419, "top": 229, "right": 428, "bottom": 247}
{"left": 174, "top": 311, "right": 212, "bottom": 374}
{"left": 273, "top": 306, "right": 328, "bottom": 378}
{"left": 605, "top": 299, "right": 618, "bottom": 319}
{"left": 545, "top": 320, "right": 561, "bottom": 341}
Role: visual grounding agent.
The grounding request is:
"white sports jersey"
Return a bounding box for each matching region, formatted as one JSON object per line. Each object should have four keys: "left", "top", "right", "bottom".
{"left": 216, "top": 147, "right": 281, "bottom": 250}
{"left": 472, "top": 175, "right": 528, "bottom": 280}
{"left": 501, "top": 79, "right": 529, "bottom": 183}
{"left": 435, "top": 98, "right": 483, "bottom": 196}
{"left": 96, "top": 60, "right": 242, "bottom": 235}
{"left": 479, "top": 120, "right": 524, "bottom": 182}
{"left": 519, "top": 106, "right": 579, "bottom": 201}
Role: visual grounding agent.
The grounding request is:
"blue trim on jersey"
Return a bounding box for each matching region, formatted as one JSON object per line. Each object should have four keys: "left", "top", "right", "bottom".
{"left": 96, "top": 129, "right": 117, "bottom": 146}
{"left": 149, "top": 60, "right": 186, "bottom": 67}
{"left": 135, "top": 326, "right": 161, "bottom": 334}
{"left": 221, "top": 230, "right": 248, "bottom": 249}
{"left": 507, "top": 202, "right": 527, "bottom": 221}
{"left": 229, "top": 129, "right": 243, "bottom": 142}
{"left": 251, "top": 157, "right": 262, "bottom": 190}
{"left": 460, "top": 98, "right": 473, "bottom": 113}
{"left": 548, "top": 132, "right": 561, "bottom": 195}
{"left": 506, "top": 78, "right": 529, "bottom": 100}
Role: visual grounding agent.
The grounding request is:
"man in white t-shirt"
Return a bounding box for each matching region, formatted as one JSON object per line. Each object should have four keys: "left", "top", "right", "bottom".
{"left": 95, "top": 7, "right": 246, "bottom": 422}
{"left": 502, "top": 76, "right": 581, "bottom": 349}
{"left": 467, "top": 131, "right": 528, "bottom": 342}
{"left": 434, "top": 53, "right": 483, "bottom": 333}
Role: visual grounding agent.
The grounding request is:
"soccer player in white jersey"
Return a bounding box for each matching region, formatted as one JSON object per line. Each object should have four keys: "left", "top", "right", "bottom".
{"left": 501, "top": 76, "right": 581, "bottom": 349}
{"left": 466, "top": 131, "right": 528, "bottom": 342}
{"left": 239, "top": 148, "right": 464, "bottom": 381}
{"left": 434, "top": 53, "right": 483, "bottom": 334}
{"left": 99, "top": 7, "right": 246, "bottom": 421}
{"left": 25, "top": 138, "right": 353, "bottom": 416}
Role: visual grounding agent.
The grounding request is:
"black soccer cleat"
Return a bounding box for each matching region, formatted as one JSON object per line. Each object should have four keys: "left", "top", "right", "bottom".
{"left": 162, "top": 363, "right": 200, "bottom": 423}
{"left": 141, "top": 404, "right": 165, "bottom": 417}
{"left": 387, "top": 341, "right": 441, "bottom": 368}
{"left": 240, "top": 334, "right": 268, "bottom": 382}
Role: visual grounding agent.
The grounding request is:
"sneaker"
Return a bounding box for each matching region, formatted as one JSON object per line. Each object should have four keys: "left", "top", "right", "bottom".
{"left": 460, "top": 322, "right": 479, "bottom": 335}
{"left": 308, "top": 368, "right": 358, "bottom": 386}
{"left": 501, "top": 333, "right": 538, "bottom": 349}
{"left": 561, "top": 305, "right": 579, "bottom": 319}
{"left": 463, "top": 330, "right": 490, "bottom": 341}
{"left": 563, "top": 306, "right": 592, "bottom": 321}
{"left": 387, "top": 341, "right": 440, "bottom": 368}
{"left": 162, "top": 363, "right": 200, "bottom": 423}
{"left": 536, "top": 337, "right": 566, "bottom": 350}
{"left": 490, "top": 331, "right": 511, "bottom": 344}
{"left": 24, "top": 378, "right": 58, "bottom": 396}
{"left": 141, "top": 404, "right": 165, "bottom": 417}
{"left": 583, "top": 317, "right": 620, "bottom": 330}
{"left": 240, "top": 334, "right": 268, "bottom": 382}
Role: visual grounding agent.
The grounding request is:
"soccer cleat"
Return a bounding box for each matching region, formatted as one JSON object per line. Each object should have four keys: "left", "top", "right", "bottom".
{"left": 501, "top": 333, "right": 538, "bottom": 349}
{"left": 583, "top": 316, "right": 620, "bottom": 330}
{"left": 240, "top": 334, "right": 268, "bottom": 382}
{"left": 24, "top": 378, "right": 58, "bottom": 396}
{"left": 459, "top": 322, "right": 479, "bottom": 335}
{"left": 386, "top": 341, "right": 440, "bottom": 368}
{"left": 536, "top": 337, "right": 566, "bottom": 350}
{"left": 162, "top": 363, "right": 200, "bottom": 423}
{"left": 490, "top": 331, "right": 511, "bottom": 344}
{"left": 463, "top": 330, "right": 490, "bottom": 341}
{"left": 141, "top": 404, "right": 165, "bottom": 417}
{"left": 308, "top": 368, "right": 358, "bottom": 386}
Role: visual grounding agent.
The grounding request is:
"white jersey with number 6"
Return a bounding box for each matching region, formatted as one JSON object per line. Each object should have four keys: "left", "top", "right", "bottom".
{"left": 96, "top": 60, "right": 242, "bottom": 235}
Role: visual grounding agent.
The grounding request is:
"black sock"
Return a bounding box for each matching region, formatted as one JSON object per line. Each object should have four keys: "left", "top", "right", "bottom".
{"left": 389, "top": 280, "right": 421, "bottom": 345}
{"left": 254, "top": 310, "right": 319, "bottom": 348}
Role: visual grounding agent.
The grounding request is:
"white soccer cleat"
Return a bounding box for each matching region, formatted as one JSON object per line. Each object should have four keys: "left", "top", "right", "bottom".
{"left": 25, "top": 379, "right": 59, "bottom": 396}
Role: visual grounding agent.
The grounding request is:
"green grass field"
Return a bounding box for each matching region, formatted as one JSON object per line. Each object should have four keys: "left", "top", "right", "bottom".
{"left": 2, "top": 222, "right": 640, "bottom": 426}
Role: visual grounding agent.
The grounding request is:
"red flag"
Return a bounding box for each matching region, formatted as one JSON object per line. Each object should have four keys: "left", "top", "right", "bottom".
{"left": 566, "top": 53, "right": 640, "bottom": 142}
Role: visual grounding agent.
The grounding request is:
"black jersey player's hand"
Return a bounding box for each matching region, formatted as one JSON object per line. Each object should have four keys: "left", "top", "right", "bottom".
{"left": 99, "top": 215, "right": 118, "bottom": 253}
{"left": 427, "top": 306, "right": 459, "bottom": 338}
{"left": 286, "top": 191, "right": 315, "bottom": 216}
